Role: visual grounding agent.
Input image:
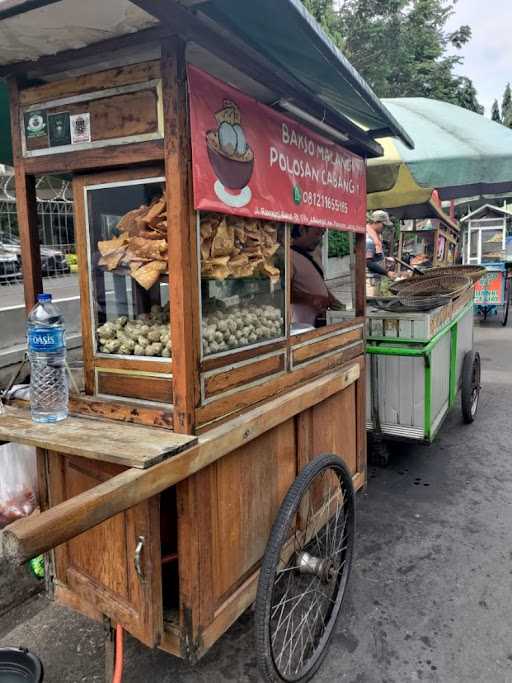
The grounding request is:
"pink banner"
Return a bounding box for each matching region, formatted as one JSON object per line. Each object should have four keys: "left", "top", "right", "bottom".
{"left": 187, "top": 65, "right": 366, "bottom": 232}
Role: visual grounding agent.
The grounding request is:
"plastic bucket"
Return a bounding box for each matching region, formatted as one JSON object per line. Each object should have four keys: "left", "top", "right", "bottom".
{"left": 0, "top": 648, "right": 43, "bottom": 682}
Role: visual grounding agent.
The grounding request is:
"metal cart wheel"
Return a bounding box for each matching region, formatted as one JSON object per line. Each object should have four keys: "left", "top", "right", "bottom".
{"left": 255, "top": 454, "right": 355, "bottom": 683}
{"left": 461, "top": 351, "right": 481, "bottom": 424}
{"left": 500, "top": 277, "right": 510, "bottom": 326}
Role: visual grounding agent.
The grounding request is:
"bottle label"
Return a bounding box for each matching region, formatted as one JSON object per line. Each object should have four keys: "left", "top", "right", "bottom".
{"left": 28, "top": 327, "right": 65, "bottom": 352}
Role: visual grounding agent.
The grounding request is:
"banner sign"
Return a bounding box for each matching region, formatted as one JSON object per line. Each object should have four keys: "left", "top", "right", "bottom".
{"left": 187, "top": 66, "right": 366, "bottom": 232}
{"left": 474, "top": 271, "right": 503, "bottom": 305}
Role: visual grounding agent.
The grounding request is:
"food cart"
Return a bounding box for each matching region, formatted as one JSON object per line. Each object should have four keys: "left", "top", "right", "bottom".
{"left": 366, "top": 286, "right": 480, "bottom": 465}
{"left": 461, "top": 204, "right": 512, "bottom": 325}
{"left": 397, "top": 216, "right": 459, "bottom": 271}
{"left": 0, "top": 2, "right": 413, "bottom": 680}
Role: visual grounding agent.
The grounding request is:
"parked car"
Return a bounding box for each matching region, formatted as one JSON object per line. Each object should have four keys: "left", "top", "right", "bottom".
{"left": 0, "top": 247, "right": 22, "bottom": 284}
{"left": 0, "top": 234, "right": 70, "bottom": 276}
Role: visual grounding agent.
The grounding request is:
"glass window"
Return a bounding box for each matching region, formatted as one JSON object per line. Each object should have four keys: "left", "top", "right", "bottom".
{"left": 469, "top": 230, "right": 478, "bottom": 259}
{"left": 291, "top": 226, "right": 355, "bottom": 332}
{"left": 480, "top": 228, "right": 504, "bottom": 263}
{"left": 86, "top": 178, "right": 171, "bottom": 359}
{"left": 199, "top": 213, "right": 286, "bottom": 357}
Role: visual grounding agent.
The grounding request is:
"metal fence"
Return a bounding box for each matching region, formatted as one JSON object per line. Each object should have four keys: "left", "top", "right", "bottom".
{"left": 0, "top": 173, "right": 75, "bottom": 285}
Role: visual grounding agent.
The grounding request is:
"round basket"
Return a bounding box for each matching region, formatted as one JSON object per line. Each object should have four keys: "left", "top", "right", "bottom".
{"left": 398, "top": 274, "right": 471, "bottom": 311}
{"left": 423, "top": 265, "right": 487, "bottom": 283}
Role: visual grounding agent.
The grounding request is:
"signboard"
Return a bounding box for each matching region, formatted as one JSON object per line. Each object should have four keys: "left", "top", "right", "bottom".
{"left": 187, "top": 66, "right": 366, "bottom": 232}
{"left": 474, "top": 271, "right": 503, "bottom": 305}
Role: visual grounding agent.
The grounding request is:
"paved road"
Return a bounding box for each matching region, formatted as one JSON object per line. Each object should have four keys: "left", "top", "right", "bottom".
{"left": 0, "top": 274, "right": 79, "bottom": 309}
{"left": 1, "top": 319, "right": 512, "bottom": 682}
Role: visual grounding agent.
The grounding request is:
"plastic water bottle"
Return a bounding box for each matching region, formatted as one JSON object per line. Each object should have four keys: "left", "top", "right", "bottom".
{"left": 27, "top": 293, "right": 68, "bottom": 423}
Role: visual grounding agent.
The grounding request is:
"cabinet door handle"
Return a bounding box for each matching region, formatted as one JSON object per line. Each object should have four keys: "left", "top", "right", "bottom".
{"left": 134, "top": 535, "right": 145, "bottom": 581}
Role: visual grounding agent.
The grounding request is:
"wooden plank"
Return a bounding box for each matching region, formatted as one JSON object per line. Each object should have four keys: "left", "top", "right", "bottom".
{"left": 72, "top": 174, "right": 95, "bottom": 394}
{"left": 212, "top": 420, "right": 296, "bottom": 602}
{"left": 203, "top": 352, "right": 285, "bottom": 398}
{"left": 289, "top": 316, "right": 365, "bottom": 346}
{"left": 162, "top": 38, "right": 199, "bottom": 434}
{"left": 355, "top": 358, "right": 367, "bottom": 487}
{"left": 20, "top": 61, "right": 161, "bottom": 106}
{"left": 50, "top": 454, "right": 162, "bottom": 647}
{"left": 94, "top": 356, "right": 172, "bottom": 375}
{"left": 200, "top": 339, "right": 287, "bottom": 373}
{"left": 23, "top": 139, "right": 164, "bottom": 175}
{"left": 68, "top": 394, "right": 174, "bottom": 430}
{"left": 196, "top": 343, "right": 364, "bottom": 427}
{"left": 1, "top": 366, "right": 359, "bottom": 565}
{"left": 0, "top": 406, "right": 196, "bottom": 468}
{"left": 8, "top": 78, "right": 42, "bottom": 311}
{"left": 97, "top": 372, "right": 173, "bottom": 404}
{"left": 0, "top": 27, "right": 169, "bottom": 79}
{"left": 25, "top": 89, "right": 159, "bottom": 153}
{"left": 292, "top": 327, "right": 363, "bottom": 365}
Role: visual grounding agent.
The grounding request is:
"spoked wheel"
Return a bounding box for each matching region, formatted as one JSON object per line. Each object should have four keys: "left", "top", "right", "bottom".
{"left": 461, "top": 351, "right": 481, "bottom": 423}
{"left": 255, "top": 454, "right": 355, "bottom": 683}
{"left": 500, "top": 278, "right": 510, "bottom": 326}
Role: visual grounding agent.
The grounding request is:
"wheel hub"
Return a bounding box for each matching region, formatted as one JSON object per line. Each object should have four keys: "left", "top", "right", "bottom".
{"left": 296, "top": 551, "right": 335, "bottom": 583}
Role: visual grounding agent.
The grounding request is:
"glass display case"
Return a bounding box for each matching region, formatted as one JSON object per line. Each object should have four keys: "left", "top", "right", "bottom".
{"left": 400, "top": 229, "right": 435, "bottom": 268}
{"left": 85, "top": 177, "right": 171, "bottom": 359}
{"left": 464, "top": 218, "right": 506, "bottom": 265}
{"left": 199, "top": 213, "right": 286, "bottom": 357}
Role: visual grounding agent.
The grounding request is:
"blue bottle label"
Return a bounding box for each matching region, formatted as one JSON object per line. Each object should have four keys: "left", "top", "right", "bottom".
{"left": 28, "top": 327, "right": 65, "bottom": 352}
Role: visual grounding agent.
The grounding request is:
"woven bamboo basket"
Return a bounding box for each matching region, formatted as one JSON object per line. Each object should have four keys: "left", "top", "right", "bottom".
{"left": 397, "top": 274, "right": 472, "bottom": 311}
{"left": 390, "top": 265, "right": 485, "bottom": 295}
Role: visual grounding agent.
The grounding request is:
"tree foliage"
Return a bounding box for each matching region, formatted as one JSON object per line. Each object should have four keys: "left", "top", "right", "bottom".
{"left": 491, "top": 99, "right": 501, "bottom": 123}
{"left": 502, "top": 83, "right": 512, "bottom": 128}
{"left": 302, "top": 0, "right": 484, "bottom": 114}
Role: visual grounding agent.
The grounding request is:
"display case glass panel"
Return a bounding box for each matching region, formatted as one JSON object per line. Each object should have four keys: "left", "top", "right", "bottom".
{"left": 199, "top": 213, "right": 286, "bottom": 357}
{"left": 480, "top": 228, "right": 504, "bottom": 263}
{"left": 292, "top": 226, "right": 354, "bottom": 331}
{"left": 86, "top": 177, "right": 171, "bottom": 359}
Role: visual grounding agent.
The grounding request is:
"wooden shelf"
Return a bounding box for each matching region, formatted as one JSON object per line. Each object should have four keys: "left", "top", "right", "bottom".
{"left": 0, "top": 406, "right": 196, "bottom": 469}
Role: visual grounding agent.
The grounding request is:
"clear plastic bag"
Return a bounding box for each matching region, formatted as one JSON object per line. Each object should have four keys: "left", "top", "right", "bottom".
{"left": 0, "top": 443, "right": 38, "bottom": 529}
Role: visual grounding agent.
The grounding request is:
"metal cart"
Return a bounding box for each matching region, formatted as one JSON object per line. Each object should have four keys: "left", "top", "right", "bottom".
{"left": 366, "top": 290, "right": 481, "bottom": 465}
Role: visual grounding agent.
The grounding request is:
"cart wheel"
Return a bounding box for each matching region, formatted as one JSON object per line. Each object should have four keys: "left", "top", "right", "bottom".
{"left": 461, "top": 351, "right": 481, "bottom": 423}
{"left": 500, "top": 278, "right": 510, "bottom": 326}
{"left": 255, "top": 454, "right": 355, "bottom": 683}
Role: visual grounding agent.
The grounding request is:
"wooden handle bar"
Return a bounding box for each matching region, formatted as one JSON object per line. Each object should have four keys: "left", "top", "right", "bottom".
{"left": 1, "top": 364, "right": 359, "bottom": 566}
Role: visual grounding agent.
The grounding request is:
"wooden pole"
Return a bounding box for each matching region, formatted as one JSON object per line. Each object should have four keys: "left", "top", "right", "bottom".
{"left": 8, "top": 78, "right": 42, "bottom": 311}
{"left": 1, "top": 365, "right": 359, "bottom": 566}
{"left": 161, "top": 37, "right": 199, "bottom": 434}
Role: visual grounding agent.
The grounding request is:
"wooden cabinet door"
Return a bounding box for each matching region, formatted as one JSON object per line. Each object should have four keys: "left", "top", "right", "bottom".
{"left": 47, "top": 452, "right": 162, "bottom": 647}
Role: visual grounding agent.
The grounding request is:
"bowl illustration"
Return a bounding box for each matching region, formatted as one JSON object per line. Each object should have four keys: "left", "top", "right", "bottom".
{"left": 207, "top": 131, "right": 254, "bottom": 190}
{"left": 206, "top": 99, "right": 254, "bottom": 191}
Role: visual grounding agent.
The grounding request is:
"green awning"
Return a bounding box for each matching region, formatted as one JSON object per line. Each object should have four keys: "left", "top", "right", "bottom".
{"left": 196, "top": 0, "right": 412, "bottom": 146}
{"left": 368, "top": 98, "right": 512, "bottom": 205}
{"left": 0, "top": 81, "right": 12, "bottom": 166}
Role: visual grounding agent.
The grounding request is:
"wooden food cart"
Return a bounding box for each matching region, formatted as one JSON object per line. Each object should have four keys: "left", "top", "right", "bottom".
{"left": 0, "top": 2, "right": 412, "bottom": 680}
{"left": 397, "top": 214, "right": 460, "bottom": 271}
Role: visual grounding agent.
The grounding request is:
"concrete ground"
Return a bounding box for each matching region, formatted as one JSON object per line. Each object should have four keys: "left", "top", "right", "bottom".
{"left": 1, "top": 319, "right": 512, "bottom": 682}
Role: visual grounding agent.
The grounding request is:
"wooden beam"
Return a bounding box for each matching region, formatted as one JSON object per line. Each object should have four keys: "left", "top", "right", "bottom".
{"left": 1, "top": 364, "right": 360, "bottom": 565}
{"left": 132, "top": 0, "right": 381, "bottom": 157}
{"left": 162, "top": 38, "right": 199, "bottom": 433}
{"left": 0, "top": 26, "right": 169, "bottom": 79}
{"left": 8, "top": 78, "right": 42, "bottom": 311}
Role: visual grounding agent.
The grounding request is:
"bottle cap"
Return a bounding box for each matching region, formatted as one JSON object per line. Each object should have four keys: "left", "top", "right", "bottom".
{"left": 37, "top": 293, "right": 51, "bottom": 302}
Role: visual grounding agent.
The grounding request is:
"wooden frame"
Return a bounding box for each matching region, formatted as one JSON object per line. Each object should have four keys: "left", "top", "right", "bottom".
{"left": 2, "top": 27, "right": 370, "bottom": 673}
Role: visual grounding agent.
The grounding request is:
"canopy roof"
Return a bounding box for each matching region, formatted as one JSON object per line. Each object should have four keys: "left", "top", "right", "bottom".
{"left": 368, "top": 98, "right": 512, "bottom": 205}
{"left": 0, "top": 0, "right": 413, "bottom": 165}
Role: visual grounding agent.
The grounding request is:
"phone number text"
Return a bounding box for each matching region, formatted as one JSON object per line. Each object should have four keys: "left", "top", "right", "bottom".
{"left": 301, "top": 191, "right": 349, "bottom": 214}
